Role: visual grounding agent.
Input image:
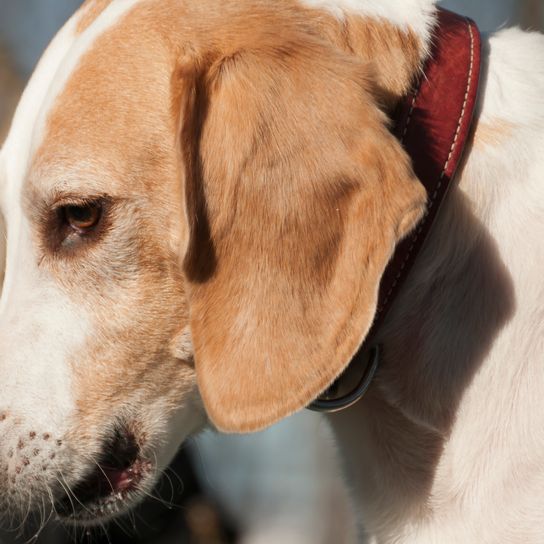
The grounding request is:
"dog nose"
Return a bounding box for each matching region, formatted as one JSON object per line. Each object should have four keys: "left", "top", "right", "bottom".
{"left": 55, "top": 423, "right": 152, "bottom": 521}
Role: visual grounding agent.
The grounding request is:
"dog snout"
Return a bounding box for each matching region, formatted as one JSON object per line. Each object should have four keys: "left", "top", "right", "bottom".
{"left": 0, "top": 410, "right": 68, "bottom": 519}
{"left": 55, "top": 422, "right": 154, "bottom": 523}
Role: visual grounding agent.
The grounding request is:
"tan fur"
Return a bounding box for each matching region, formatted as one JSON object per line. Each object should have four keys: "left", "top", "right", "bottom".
{"left": 176, "top": 24, "right": 426, "bottom": 432}
{"left": 27, "top": 0, "right": 426, "bottom": 433}
{"left": 76, "top": 0, "right": 113, "bottom": 34}
{"left": 473, "top": 118, "right": 516, "bottom": 149}
{"left": 303, "top": 12, "right": 424, "bottom": 108}
{"left": 5, "top": 1, "right": 544, "bottom": 539}
{"left": 30, "top": 2, "right": 192, "bottom": 436}
{"left": 343, "top": 16, "right": 423, "bottom": 107}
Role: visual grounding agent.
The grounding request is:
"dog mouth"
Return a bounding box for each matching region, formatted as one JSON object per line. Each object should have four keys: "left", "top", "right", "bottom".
{"left": 56, "top": 426, "right": 153, "bottom": 523}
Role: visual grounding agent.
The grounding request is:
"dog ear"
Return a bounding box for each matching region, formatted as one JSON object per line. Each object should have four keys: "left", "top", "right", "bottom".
{"left": 176, "top": 30, "right": 426, "bottom": 433}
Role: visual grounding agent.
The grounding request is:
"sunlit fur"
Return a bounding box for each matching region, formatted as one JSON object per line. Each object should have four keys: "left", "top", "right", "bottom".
{"left": 328, "top": 24, "right": 544, "bottom": 544}
{"left": 0, "top": 1, "right": 543, "bottom": 542}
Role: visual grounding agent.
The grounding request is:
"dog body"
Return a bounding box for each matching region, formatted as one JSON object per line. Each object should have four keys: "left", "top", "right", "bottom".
{"left": 330, "top": 25, "right": 544, "bottom": 542}
{"left": 0, "top": 0, "right": 543, "bottom": 542}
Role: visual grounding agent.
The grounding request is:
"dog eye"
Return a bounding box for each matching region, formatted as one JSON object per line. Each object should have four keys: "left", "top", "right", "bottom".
{"left": 62, "top": 202, "right": 102, "bottom": 232}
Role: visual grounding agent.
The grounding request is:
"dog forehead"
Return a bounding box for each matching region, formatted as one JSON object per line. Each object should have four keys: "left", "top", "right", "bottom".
{"left": 0, "top": 0, "right": 146, "bottom": 354}
{"left": 28, "top": 4, "right": 178, "bottom": 202}
{"left": 1, "top": 0, "right": 144, "bottom": 209}
{"left": 0, "top": 0, "right": 171, "bottom": 431}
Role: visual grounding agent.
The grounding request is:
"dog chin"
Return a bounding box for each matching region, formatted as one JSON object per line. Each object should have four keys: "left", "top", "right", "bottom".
{"left": 58, "top": 482, "right": 157, "bottom": 526}
{"left": 55, "top": 425, "right": 157, "bottom": 525}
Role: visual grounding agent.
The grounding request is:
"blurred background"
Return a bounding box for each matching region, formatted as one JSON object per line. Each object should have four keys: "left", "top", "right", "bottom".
{"left": 0, "top": 1, "right": 543, "bottom": 543}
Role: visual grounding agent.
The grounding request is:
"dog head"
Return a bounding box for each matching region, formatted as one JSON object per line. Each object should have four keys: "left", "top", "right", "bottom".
{"left": 0, "top": 0, "right": 427, "bottom": 525}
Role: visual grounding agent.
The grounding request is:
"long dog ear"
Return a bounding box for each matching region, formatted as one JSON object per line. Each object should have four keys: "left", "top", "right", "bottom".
{"left": 176, "top": 30, "right": 426, "bottom": 433}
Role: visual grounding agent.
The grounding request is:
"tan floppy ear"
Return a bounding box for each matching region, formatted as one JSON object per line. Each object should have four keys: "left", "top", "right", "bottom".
{"left": 177, "top": 30, "right": 426, "bottom": 433}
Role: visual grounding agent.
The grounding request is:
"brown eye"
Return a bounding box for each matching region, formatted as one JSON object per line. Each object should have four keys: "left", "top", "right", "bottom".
{"left": 63, "top": 202, "right": 102, "bottom": 232}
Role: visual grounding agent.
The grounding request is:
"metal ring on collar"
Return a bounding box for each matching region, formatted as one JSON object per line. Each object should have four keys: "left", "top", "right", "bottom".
{"left": 308, "top": 345, "right": 381, "bottom": 413}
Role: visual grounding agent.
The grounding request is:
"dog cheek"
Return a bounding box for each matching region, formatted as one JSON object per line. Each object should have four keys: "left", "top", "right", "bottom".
{"left": 169, "top": 325, "right": 194, "bottom": 363}
{"left": 69, "top": 295, "right": 195, "bottom": 432}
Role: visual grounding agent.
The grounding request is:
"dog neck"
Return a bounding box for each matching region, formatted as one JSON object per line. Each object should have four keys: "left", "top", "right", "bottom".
{"left": 311, "top": 8, "right": 481, "bottom": 414}
{"left": 323, "top": 9, "right": 517, "bottom": 534}
{"left": 327, "top": 177, "right": 516, "bottom": 535}
{"left": 325, "top": 34, "right": 519, "bottom": 530}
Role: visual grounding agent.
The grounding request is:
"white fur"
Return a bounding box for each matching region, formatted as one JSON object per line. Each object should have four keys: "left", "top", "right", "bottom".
{"left": 0, "top": 217, "right": 86, "bottom": 429}
{"left": 32, "top": 0, "right": 142, "bottom": 159}
{"left": 329, "top": 25, "right": 544, "bottom": 544}
{"left": 1, "top": 1, "right": 543, "bottom": 542}
{"left": 0, "top": 0, "right": 142, "bottom": 416}
{"left": 0, "top": 6, "right": 82, "bottom": 460}
{"left": 0, "top": 0, "right": 144, "bottom": 515}
{"left": 0, "top": 16, "right": 78, "bottom": 203}
{"left": 0, "top": 0, "right": 141, "bottom": 196}
{"left": 298, "top": 0, "right": 437, "bottom": 44}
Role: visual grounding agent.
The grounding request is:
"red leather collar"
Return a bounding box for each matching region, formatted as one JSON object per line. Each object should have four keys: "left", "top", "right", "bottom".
{"left": 377, "top": 8, "right": 481, "bottom": 328}
{"left": 310, "top": 8, "right": 482, "bottom": 412}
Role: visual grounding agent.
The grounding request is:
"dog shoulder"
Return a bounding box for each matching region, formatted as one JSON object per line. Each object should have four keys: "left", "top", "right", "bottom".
{"left": 465, "top": 26, "right": 544, "bottom": 247}
{"left": 471, "top": 28, "right": 544, "bottom": 178}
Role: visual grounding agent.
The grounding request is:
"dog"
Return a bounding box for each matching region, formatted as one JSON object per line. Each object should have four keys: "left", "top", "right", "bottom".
{"left": 0, "top": 0, "right": 542, "bottom": 542}
{"left": 0, "top": 48, "right": 23, "bottom": 145}
{"left": 0, "top": 6, "right": 356, "bottom": 543}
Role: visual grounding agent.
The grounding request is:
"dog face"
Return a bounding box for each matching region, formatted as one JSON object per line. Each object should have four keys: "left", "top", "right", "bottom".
{"left": 0, "top": 0, "right": 426, "bottom": 525}
{"left": 0, "top": 2, "right": 203, "bottom": 524}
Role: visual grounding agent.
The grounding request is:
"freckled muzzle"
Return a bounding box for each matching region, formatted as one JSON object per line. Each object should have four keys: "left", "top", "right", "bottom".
{"left": 0, "top": 411, "right": 69, "bottom": 523}
{"left": 0, "top": 412, "right": 154, "bottom": 526}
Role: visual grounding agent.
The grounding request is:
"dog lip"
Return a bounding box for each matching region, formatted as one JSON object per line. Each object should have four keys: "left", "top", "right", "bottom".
{"left": 101, "top": 458, "right": 150, "bottom": 494}
{"left": 56, "top": 426, "right": 152, "bottom": 522}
